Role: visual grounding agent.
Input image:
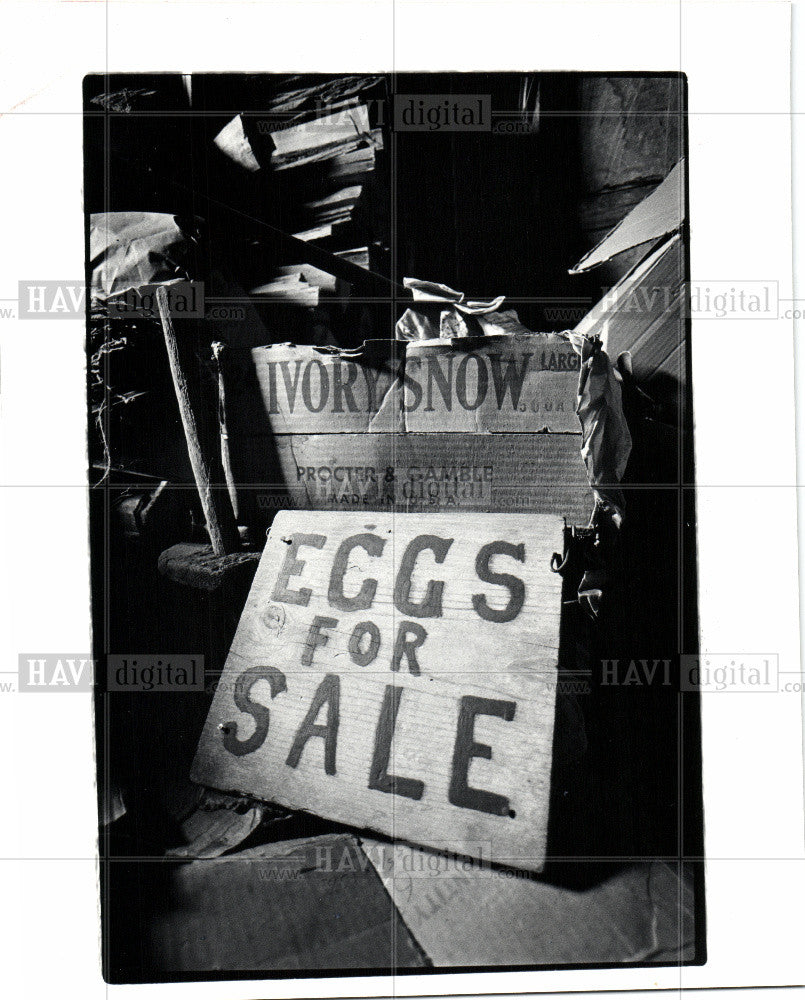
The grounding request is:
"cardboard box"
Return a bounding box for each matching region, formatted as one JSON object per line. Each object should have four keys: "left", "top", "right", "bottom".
{"left": 220, "top": 333, "right": 592, "bottom": 525}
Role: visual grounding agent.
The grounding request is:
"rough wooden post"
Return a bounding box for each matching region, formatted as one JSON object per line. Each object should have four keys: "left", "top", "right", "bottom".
{"left": 212, "top": 341, "right": 240, "bottom": 522}
{"left": 156, "top": 285, "right": 239, "bottom": 556}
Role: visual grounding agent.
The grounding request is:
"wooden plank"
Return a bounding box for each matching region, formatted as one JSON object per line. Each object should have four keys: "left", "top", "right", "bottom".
{"left": 192, "top": 511, "right": 564, "bottom": 872}
{"left": 652, "top": 339, "right": 685, "bottom": 382}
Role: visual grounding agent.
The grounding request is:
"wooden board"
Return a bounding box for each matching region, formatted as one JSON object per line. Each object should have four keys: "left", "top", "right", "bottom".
{"left": 191, "top": 511, "right": 564, "bottom": 872}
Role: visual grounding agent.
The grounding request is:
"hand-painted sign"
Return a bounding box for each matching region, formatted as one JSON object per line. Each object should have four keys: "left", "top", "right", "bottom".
{"left": 192, "top": 511, "right": 564, "bottom": 871}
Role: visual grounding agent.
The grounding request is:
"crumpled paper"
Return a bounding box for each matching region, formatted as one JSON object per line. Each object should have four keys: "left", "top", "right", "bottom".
{"left": 166, "top": 802, "right": 266, "bottom": 860}
{"left": 89, "top": 212, "right": 196, "bottom": 303}
{"left": 396, "top": 276, "right": 529, "bottom": 340}
{"left": 571, "top": 334, "right": 632, "bottom": 526}
{"left": 566, "top": 334, "right": 633, "bottom": 616}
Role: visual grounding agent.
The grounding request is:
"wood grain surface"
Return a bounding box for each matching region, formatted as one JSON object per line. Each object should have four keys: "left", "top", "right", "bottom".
{"left": 192, "top": 510, "right": 564, "bottom": 871}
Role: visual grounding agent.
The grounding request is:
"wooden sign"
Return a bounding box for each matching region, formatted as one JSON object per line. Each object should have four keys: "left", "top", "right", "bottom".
{"left": 191, "top": 511, "right": 564, "bottom": 872}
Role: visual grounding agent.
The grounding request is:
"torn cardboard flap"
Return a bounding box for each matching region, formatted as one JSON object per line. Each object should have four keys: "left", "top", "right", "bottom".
{"left": 402, "top": 276, "right": 505, "bottom": 314}
{"left": 569, "top": 158, "right": 685, "bottom": 274}
{"left": 148, "top": 833, "right": 426, "bottom": 972}
{"left": 360, "top": 838, "right": 694, "bottom": 967}
{"left": 213, "top": 115, "right": 261, "bottom": 172}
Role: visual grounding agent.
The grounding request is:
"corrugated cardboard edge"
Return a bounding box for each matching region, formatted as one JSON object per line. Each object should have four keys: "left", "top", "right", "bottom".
{"left": 573, "top": 233, "right": 683, "bottom": 345}
{"left": 569, "top": 159, "right": 685, "bottom": 274}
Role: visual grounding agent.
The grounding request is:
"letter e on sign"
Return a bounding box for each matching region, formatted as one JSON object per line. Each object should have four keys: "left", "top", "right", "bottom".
{"left": 191, "top": 511, "right": 564, "bottom": 872}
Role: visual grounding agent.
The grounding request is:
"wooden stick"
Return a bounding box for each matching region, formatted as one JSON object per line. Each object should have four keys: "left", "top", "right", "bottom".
{"left": 212, "top": 341, "right": 240, "bottom": 522}
{"left": 157, "top": 286, "right": 239, "bottom": 556}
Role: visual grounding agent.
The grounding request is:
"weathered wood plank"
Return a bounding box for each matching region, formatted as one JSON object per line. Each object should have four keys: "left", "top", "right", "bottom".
{"left": 157, "top": 287, "right": 239, "bottom": 555}
{"left": 192, "top": 510, "right": 565, "bottom": 872}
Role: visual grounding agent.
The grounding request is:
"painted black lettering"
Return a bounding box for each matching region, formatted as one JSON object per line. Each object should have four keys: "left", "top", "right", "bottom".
{"left": 393, "top": 534, "right": 453, "bottom": 618}
{"left": 348, "top": 621, "right": 382, "bottom": 666}
{"left": 271, "top": 532, "right": 326, "bottom": 607}
{"left": 368, "top": 685, "right": 425, "bottom": 800}
{"left": 222, "top": 665, "right": 287, "bottom": 757}
{"left": 286, "top": 674, "right": 340, "bottom": 775}
{"left": 449, "top": 695, "right": 516, "bottom": 816}
{"left": 302, "top": 616, "right": 338, "bottom": 666}
{"left": 472, "top": 541, "right": 526, "bottom": 623}
{"left": 391, "top": 621, "right": 428, "bottom": 675}
{"left": 328, "top": 532, "right": 385, "bottom": 611}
